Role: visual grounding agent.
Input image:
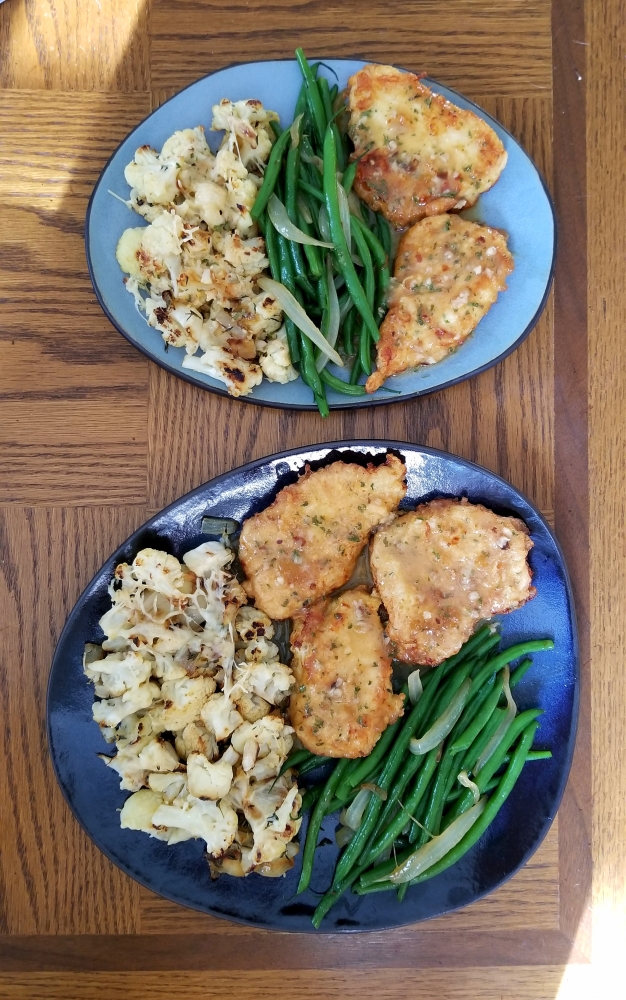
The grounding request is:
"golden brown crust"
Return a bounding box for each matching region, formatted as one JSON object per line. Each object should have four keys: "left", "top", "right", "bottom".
{"left": 239, "top": 455, "right": 407, "bottom": 620}
{"left": 366, "top": 214, "right": 513, "bottom": 392}
{"left": 348, "top": 64, "right": 507, "bottom": 227}
{"left": 289, "top": 587, "right": 405, "bottom": 757}
{"left": 370, "top": 498, "right": 536, "bottom": 665}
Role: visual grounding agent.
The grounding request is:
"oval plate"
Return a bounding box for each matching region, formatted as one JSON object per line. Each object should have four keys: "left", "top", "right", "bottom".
{"left": 86, "top": 60, "right": 556, "bottom": 410}
{"left": 48, "top": 442, "right": 577, "bottom": 932}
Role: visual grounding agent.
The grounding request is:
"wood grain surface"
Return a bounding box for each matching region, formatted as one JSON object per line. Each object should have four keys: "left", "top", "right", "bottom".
{"left": 0, "top": 0, "right": 623, "bottom": 995}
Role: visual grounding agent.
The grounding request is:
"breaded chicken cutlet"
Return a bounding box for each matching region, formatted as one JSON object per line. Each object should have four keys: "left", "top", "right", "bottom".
{"left": 366, "top": 214, "right": 513, "bottom": 392}
{"left": 348, "top": 64, "right": 507, "bottom": 228}
{"left": 239, "top": 455, "right": 406, "bottom": 620}
{"left": 289, "top": 587, "right": 405, "bottom": 757}
{"left": 370, "top": 498, "right": 536, "bottom": 666}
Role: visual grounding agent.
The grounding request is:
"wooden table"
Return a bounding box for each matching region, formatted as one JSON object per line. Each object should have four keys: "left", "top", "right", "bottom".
{"left": 0, "top": 0, "right": 623, "bottom": 996}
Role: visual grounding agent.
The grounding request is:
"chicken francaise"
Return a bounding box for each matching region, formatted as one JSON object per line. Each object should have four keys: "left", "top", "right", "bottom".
{"left": 239, "top": 455, "right": 407, "bottom": 620}
{"left": 370, "top": 498, "right": 536, "bottom": 665}
{"left": 289, "top": 587, "right": 405, "bottom": 757}
{"left": 348, "top": 64, "right": 507, "bottom": 228}
{"left": 366, "top": 214, "right": 513, "bottom": 392}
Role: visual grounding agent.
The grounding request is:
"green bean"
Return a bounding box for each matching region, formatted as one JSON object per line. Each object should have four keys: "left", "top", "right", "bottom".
{"left": 301, "top": 134, "right": 322, "bottom": 175}
{"left": 335, "top": 703, "right": 407, "bottom": 801}
{"left": 461, "top": 706, "right": 506, "bottom": 773}
{"left": 357, "top": 848, "right": 412, "bottom": 889}
{"left": 323, "top": 127, "right": 380, "bottom": 344}
{"left": 466, "top": 639, "right": 554, "bottom": 701}
{"left": 294, "top": 204, "right": 324, "bottom": 278}
{"left": 313, "top": 390, "right": 330, "bottom": 417}
{"left": 250, "top": 127, "right": 291, "bottom": 221}
{"left": 451, "top": 708, "right": 543, "bottom": 820}
{"left": 341, "top": 158, "right": 360, "bottom": 195}
{"left": 270, "top": 120, "right": 282, "bottom": 139}
{"left": 523, "top": 749, "right": 552, "bottom": 761}
{"left": 358, "top": 319, "right": 371, "bottom": 375}
{"left": 318, "top": 75, "right": 333, "bottom": 128}
{"left": 408, "top": 722, "right": 540, "bottom": 887}
{"left": 317, "top": 75, "right": 347, "bottom": 171}
{"left": 330, "top": 660, "right": 467, "bottom": 887}
{"left": 300, "top": 342, "right": 326, "bottom": 402}
{"left": 463, "top": 630, "right": 502, "bottom": 667}
{"left": 448, "top": 673, "right": 497, "bottom": 738}
{"left": 416, "top": 749, "right": 458, "bottom": 844}
{"left": 349, "top": 355, "right": 362, "bottom": 384}
{"left": 329, "top": 82, "right": 339, "bottom": 103}
{"left": 325, "top": 782, "right": 361, "bottom": 816}
{"left": 510, "top": 656, "right": 534, "bottom": 689}
{"left": 295, "top": 48, "right": 327, "bottom": 146}
{"left": 296, "top": 754, "right": 333, "bottom": 779}
{"left": 408, "top": 783, "right": 432, "bottom": 843}
{"left": 274, "top": 231, "right": 301, "bottom": 365}
{"left": 489, "top": 749, "right": 552, "bottom": 770}
{"left": 376, "top": 212, "right": 392, "bottom": 259}
{"left": 297, "top": 758, "right": 351, "bottom": 894}
{"left": 332, "top": 122, "right": 347, "bottom": 171}
{"left": 278, "top": 748, "right": 314, "bottom": 777}
{"left": 350, "top": 214, "right": 387, "bottom": 272}
{"left": 351, "top": 220, "right": 376, "bottom": 330}
{"left": 263, "top": 212, "right": 281, "bottom": 282}
{"left": 284, "top": 114, "right": 317, "bottom": 296}
{"left": 448, "top": 675, "right": 504, "bottom": 754}
{"left": 351, "top": 214, "right": 391, "bottom": 319}
{"left": 342, "top": 306, "right": 356, "bottom": 356}
{"left": 320, "top": 369, "right": 366, "bottom": 395}
{"left": 299, "top": 177, "right": 324, "bottom": 202}
{"left": 354, "top": 880, "right": 396, "bottom": 895}
{"left": 363, "top": 746, "right": 440, "bottom": 867}
{"left": 294, "top": 80, "right": 308, "bottom": 118}
{"left": 298, "top": 784, "right": 323, "bottom": 816}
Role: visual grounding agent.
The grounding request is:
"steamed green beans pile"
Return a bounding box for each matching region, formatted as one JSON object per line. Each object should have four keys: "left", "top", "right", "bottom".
{"left": 285, "top": 624, "right": 554, "bottom": 927}
{"left": 251, "top": 47, "right": 392, "bottom": 415}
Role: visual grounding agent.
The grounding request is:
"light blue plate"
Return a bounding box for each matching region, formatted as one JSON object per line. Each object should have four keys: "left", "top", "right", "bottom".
{"left": 86, "top": 60, "right": 556, "bottom": 410}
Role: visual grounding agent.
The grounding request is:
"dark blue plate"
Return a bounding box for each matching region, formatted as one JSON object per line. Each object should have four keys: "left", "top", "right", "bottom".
{"left": 48, "top": 442, "right": 578, "bottom": 932}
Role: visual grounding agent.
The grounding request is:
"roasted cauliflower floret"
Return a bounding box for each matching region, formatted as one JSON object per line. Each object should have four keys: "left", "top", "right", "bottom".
{"left": 201, "top": 692, "right": 244, "bottom": 742}
{"left": 115, "top": 101, "right": 290, "bottom": 397}
{"left": 187, "top": 748, "right": 239, "bottom": 800}
{"left": 87, "top": 537, "right": 302, "bottom": 877}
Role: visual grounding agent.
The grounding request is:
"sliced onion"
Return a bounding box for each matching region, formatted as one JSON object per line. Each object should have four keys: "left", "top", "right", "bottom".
{"left": 457, "top": 770, "right": 480, "bottom": 804}
{"left": 408, "top": 669, "right": 423, "bottom": 706}
{"left": 335, "top": 825, "right": 354, "bottom": 848}
{"left": 409, "top": 678, "right": 471, "bottom": 755}
{"left": 340, "top": 296, "right": 353, "bottom": 323}
{"left": 347, "top": 190, "right": 363, "bottom": 217}
{"left": 316, "top": 255, "right": 340, "bottom": 372}
{"left": 336, "top": 178, "right": 352, "bottom": 254}
{"left": 386, "top": 798, "right": 487, "bottom": 884}
{"left": 301, "top": 150, "right": 324, "bottom": 171}
{"left": 268, "top": 194, "right": 334, "bottom": 248}
{"left": 256, "top": 276, "right": 343, "bottom": 366}
{"left": 290, "top": 113, "right": 304, "bottom": 148}
{"left": 297, "top": 193, "right": 313, "bottom": 225}
{"left": 343, "top": 787, "right": 371, "bottom": 830}
{"left": 318, "top": 204, "right": 332, "bottom": 243}
{"left": 475, "top": 667, "right": 516, "bottom": 773}
{"left": 361, "top": 782, "right": 387, "bottom": 801}
{"left": 108, "top": 189, "right": 132, "bottom": 209}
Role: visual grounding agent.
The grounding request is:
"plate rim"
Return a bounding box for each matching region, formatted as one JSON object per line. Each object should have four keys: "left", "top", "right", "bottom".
{"left": 47, "top": 439, "right": 579, "bottom": 932}
{"left": 84, "top": 59, "right": 557, "bottom": 411}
